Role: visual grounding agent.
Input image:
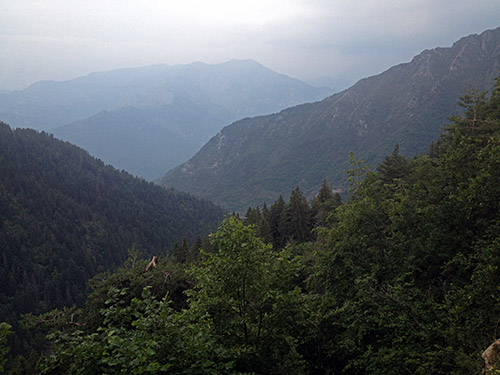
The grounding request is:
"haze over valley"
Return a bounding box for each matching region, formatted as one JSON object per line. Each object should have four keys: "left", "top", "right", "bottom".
{"left": 0, "top": 59, "right": 330, "bottom": 179}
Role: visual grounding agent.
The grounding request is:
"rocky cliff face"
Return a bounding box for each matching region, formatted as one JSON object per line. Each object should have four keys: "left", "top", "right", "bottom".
{"left": 160, "top": 28, "right": 500, "bottom": 211}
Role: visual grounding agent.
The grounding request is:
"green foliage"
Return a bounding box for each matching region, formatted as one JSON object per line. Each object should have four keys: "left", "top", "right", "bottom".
{"left": 0, "top": 322, "right": 12, "bottom": 373}
{"left": 82, "top": 255, "right": 192, "bottom": 330}
{"left": 311, "top": 78, "right": 500, "bottom": 373}
{"left": 187, "top": 217, "right": 305, "bottom": 374}
{"left": 38, "top": 220, "right": 309, "bottom": 374}
{"left": 39, "top": 287, "right": 239, "bottom": 374}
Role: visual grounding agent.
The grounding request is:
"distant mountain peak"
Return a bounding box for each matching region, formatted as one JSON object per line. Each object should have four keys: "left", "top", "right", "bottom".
{"left": 0, "top": 59, "right": 330, "bottom": 180}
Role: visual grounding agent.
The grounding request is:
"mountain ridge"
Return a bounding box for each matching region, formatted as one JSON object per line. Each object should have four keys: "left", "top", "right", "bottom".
{"left": 160, "top": 27, "right": 500, "bottom": 211}
{"left": 0, "top": 59, "right": 331, "bottom": 180}
{"left": 0, "top": 59, "right": 330, "bottom": 131}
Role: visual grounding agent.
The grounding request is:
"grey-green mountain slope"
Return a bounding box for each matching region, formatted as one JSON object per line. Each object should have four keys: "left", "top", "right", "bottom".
{"left": 160, "top": 27, "right": 500, "bottom": 211}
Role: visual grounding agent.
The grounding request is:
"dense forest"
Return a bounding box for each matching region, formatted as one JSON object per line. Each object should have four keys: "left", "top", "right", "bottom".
{"left": 0, "top": 124, "right": 224, "bottom": 361}
{"left": 1, "top": 77, "right": 500, "bottom": 373}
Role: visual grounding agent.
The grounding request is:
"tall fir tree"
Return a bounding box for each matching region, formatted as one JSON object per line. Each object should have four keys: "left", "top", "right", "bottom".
{"left": 269, "top": 195, "right": 287, "bottom": 249}
{"left": 281, "top": 187, "right": 313, "bottom": 243}
{"left": 311, "top": 180, "right": 342, "bottom": 228}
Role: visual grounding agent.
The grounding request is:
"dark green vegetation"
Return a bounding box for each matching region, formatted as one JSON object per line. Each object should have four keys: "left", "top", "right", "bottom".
{"left": 160, "top": 27, "right": 500, "bottom": 211}
{"left": 241, "top": 182, "right": 342, "bottom": 249}
{"left": 0, "top": 122, "right": 224, "bottom": 358}
{"left": 0, "top": 59, "right": 330, "bottom": 179}
{"left": 0, "top": 323, "right": 11, "bottom": 373}
{"left": 4, "top": 77, "right": 500, "bottom": 373}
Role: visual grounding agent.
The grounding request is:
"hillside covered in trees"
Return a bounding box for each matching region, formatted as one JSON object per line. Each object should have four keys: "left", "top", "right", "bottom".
{"left": 0, "top": 123, "right": 224, "bottom": 358}
{"left": 3, "top": 77, "right": 500, "bottom": 373}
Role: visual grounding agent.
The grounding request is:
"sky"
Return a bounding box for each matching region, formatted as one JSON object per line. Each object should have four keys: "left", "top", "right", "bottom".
{"left": 1, "top": 0, "right": 499, "bottom": 91}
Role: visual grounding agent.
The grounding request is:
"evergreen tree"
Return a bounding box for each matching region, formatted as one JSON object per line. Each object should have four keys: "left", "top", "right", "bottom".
{"left": 269, "top": 195, "right": 287, "bottom": 249}
{"left": 257, "top": 203, "right": 272, "bottom": 244}
{"left": 311, "top": 180, "right": 342, "bottom": 228}
{"left": 243, "top": 206, "right": 261, "bottom": 226}
{"left": 0, "top": 323, "right": 11, "bottom": 373}
{"left": 281, "top": 187, "right": 313, "bottom": 243}
{"left": 188, "top": 236, "right": 203, "bottom": 263}
{"left": 376, "top": 144, "right": 409, "bottom": 183}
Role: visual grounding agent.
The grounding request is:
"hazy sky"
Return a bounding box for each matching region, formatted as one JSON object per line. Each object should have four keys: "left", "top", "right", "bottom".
{"left": 1, "top": 0, "right": 499, "bottom": 91}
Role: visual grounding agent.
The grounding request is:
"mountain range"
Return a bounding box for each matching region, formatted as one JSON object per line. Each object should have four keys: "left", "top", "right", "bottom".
{"left": 0, "top": 60, "right": 331, "bottom": 180}
{"left": 160, "top": 27, "right": 500, "bottom": 211}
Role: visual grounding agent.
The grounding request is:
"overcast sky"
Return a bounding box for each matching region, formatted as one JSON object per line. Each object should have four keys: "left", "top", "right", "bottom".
{"left": 1, "top": 0, "right": 499, "bottom": 91}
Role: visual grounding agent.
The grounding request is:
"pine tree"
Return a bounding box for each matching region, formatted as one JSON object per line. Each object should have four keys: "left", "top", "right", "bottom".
{"left": 311, "top": 180, "right": 342, "bottom": 228}
{"left": 269, "top": 195, "right": 286, "bottom": 249}
{"left": 188, "top": 236, "right": 203, "bottom": 263}
{"left": 281, "top": 187, "right": 313, "bottom": 243}
{"left": 173, "top": 237, "right": 189, "bottom": 263}
{"left": 376, "top": 144, "right": 409, "bottom": 183}
{"left": 243, "top": 206, "right": 261, "bottom": 226}
{"left": 257, "top": 203, "right": 272, "bottom": 244}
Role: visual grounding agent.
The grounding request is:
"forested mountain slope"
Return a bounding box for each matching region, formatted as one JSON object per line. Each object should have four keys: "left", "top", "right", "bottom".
{"left": 0, "top": 60, "right": 330, "bottom": 179}
{"left": 0, "top": 121, "right": 224, "bottom": 337}
{"left": 160, "top": 27, "right": 500, "bottom": 211}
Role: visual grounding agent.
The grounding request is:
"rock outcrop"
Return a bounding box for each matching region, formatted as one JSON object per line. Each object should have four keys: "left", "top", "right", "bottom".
{"left": 483, "top": 338, "right": 500, "bottom": 373}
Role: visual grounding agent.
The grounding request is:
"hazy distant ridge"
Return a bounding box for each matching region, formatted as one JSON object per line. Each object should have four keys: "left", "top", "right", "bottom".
{"left": 0, "top": 60, "right": 330, "bottom": 180}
